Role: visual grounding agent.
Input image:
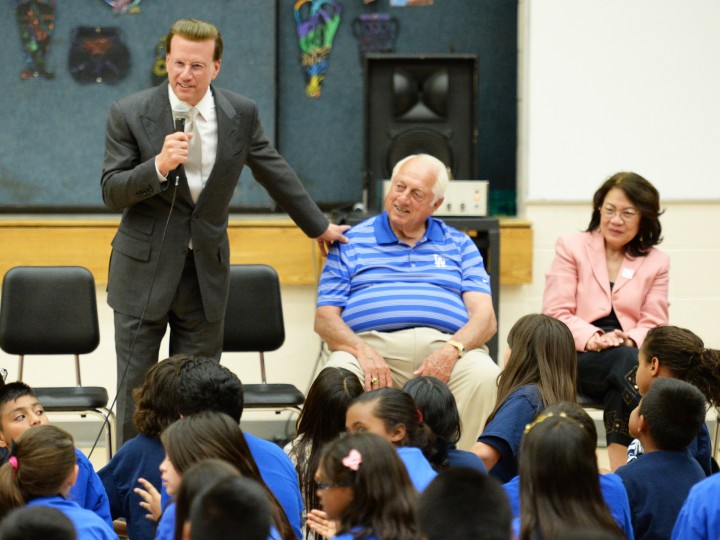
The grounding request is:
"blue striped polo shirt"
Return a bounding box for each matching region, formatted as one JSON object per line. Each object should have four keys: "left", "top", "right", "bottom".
{"left": 317, "top": 212, "right": 491, "bottom": 334}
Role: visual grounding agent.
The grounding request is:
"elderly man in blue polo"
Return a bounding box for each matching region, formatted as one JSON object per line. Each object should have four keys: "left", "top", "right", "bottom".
{"left": 315, "top": 153, "right": 500, "bottom": 450}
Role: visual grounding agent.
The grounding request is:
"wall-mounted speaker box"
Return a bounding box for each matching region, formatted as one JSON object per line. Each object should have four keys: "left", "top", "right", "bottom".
{"left": 364, "top": 53, "right": 478, "bottom": 212}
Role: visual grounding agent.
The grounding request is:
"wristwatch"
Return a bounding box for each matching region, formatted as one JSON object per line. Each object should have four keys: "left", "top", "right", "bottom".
{"left": 447, "top": 339, "right": 466, "bottom": 358}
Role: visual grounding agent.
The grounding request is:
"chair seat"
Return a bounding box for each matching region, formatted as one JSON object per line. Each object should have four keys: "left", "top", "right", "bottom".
{"left": 33, "top": 386, "right": 109, "bottom": 411}
{"left": 577, "top": 392, "right": 603, "bottom": 409}
{"left": 243, "top": 384, "right": 305, "bottom": 409}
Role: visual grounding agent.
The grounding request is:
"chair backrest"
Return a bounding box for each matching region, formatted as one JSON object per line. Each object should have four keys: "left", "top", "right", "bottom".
{"left": 222, "top": 264, "right": 285, "bottom": 353}
{"left": 0, "top": 266, "right": 100, "bottom": 356}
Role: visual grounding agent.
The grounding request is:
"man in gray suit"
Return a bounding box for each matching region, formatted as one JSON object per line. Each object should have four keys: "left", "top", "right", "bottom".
{"left": 101, "top": 19, "right": 348, "bottom": 444}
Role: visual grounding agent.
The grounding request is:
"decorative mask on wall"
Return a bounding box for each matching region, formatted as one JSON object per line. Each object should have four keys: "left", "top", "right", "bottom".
{"left": 294, "top": 0, "right": 342, "bottom": 98}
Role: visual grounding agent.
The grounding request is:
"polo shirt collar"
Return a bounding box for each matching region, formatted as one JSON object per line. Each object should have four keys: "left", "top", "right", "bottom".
{"left": 374, "top": 211, "right": 444, "bottom": 245}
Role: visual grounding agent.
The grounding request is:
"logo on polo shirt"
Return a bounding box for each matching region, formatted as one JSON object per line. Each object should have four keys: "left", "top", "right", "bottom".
{"left": 433, "top": 255, "right": 447, "bottom": 268}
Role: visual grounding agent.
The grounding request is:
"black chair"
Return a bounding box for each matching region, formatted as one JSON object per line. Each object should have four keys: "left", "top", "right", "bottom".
{"left": 222, "top": 264, "right": 305, "bottom": 415}
{"left": 0, "top": 266, "right": 116, "bottom": 459}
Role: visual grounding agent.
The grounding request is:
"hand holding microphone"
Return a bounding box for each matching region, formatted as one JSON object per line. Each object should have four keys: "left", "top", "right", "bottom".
{"left": 155, "top": 106, "right": 194, "bottom": 178}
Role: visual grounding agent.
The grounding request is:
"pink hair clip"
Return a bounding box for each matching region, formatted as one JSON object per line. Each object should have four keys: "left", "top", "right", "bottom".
{"left": 8, "top": 456, "right": 18, "bottom": 470}
{"left": 342, "top": 448, "right": 362, "bottom": 471}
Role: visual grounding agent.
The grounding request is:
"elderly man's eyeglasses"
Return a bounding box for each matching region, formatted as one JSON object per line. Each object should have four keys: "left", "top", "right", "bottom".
{"left": 600, "top": 205, "right": 638, "bottom": 222}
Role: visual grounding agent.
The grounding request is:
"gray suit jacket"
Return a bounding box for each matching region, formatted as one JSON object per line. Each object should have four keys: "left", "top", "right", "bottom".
{"left": 101, "top": 82, "right": 328, "bottom": 322}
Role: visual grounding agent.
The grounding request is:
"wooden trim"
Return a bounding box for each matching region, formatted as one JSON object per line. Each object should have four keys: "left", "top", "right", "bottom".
{"left": 0, "top": 216, "right": 532, "bottom": 285}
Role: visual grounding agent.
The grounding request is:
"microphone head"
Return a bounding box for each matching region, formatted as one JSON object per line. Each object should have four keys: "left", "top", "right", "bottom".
{"left": 173, "top": 105, "right": 191, "bottom": 132}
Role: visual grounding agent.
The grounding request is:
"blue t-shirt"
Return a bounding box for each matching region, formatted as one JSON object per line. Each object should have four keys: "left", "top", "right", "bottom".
{"left": 246, "top": 432, "right": 304, "bottom": 539}
{"left": 446, "top": 446, "right": 487, "bottom": 473}
{"left": 69, "top": 447, "right": 114, "bottom": 530}
{"left": 99, "top": 433, "right": 165, "bottom": 540}
{"left": 503, "top": 473, "right": 634, "bottom": 539}
{"left": 28, "top": 495, "right": 117, "bottom": 540}
{"left": 477, "top": 385, "right": 543, "bottom": 483}
{"left": 615, "top": 450, "right": 705, "bottom": 540}
{"left": 317, "top": 212, "right": 491, "bottom": 334}
{"left": 672, "top": 471, "right": 720, "bottom": 540}
{"left": 627, "top": 424, "right": 713, "bottom": 477}
{"left": 396, "top": 446, "right": 437, "bottom": 493}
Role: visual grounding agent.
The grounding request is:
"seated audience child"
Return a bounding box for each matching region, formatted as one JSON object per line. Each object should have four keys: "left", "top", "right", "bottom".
{"left": 190, "top": 476, "right": 273, "bottom": 540}
{"left": 345, "top": 387, "right": 437, "bottom": 492}
{"left": 173, "top": 459, "right": 240, "bottom": 540}
{"left": 417, "top": 467, "right": 511, "bottom": 540}
{"left": 517, "top": 408, "right": 624, "bottom": 539}
{"left": 631, "top": 325, "right": 720, "bottom": 475}
{"left": 503, "top": 402, "right": 634, "bottom": 538}
{"left": 471, "top": 314, "right": 577, "bottom": 482}
{"left": 0, "top": 382, "right": 112, "bottom": 528}
{"left": 0, "top": 505, "right": 76, "bottom": 540}
{"left": 403, "top": 376, "right": 486, "bottom": 472}
{"left": 152, "top": 411, "right": 294, "bottom": 540}
{"left": 310, "top": 432, "right": 418, "bottom": 540}
{"left": 672, "top": 470, "right": 720, "bottom": 540}
{"left": 99, "top": 354, "right": 192, "bottom": 540}
{"left": 0, "top": 425, "right": 117, "bottom": 540}
{"left": 175, "top": 357, "right": 303, "bottom": 538}
{"left": 615, "top": 378, "right": 707, "bottom": 540}
{"left": 283, "top": 366, "right": 363, "bottom": 535}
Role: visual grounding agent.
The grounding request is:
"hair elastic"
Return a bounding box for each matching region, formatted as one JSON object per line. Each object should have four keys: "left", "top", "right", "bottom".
{"left": 8, "top": 456, "right": 18, "bottom": 470}
{"left": 416, "top": 407, "right": 424, "bottom": 424}
{"left": 342, "top": 448, "right": 362, "bottom": 471}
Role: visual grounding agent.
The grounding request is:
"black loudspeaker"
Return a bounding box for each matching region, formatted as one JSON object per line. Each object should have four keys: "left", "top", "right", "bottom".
{"left": 364, "top": 53, "right": 477, "bottom": 210}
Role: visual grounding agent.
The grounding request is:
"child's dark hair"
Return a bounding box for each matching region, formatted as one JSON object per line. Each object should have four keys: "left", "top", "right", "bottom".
{"left": 161, "top": 411, "right": 294, "bottom": 540}
{"left": 320, "top": 432, "right": 418, "bottom": 540}
{"left": 642, "top": 325, "right": 720, "bottom": 407}
{"left": 402, "top": 376, "right": 461, "bottom": 470}
{"left": 519, "top": 406, "right": 622, "bottom": 540}
{"left": 177, "top": 357, "right": 244, "bottom": 422}
{"left": 291, "top": 367, "right": 363, "bottom": 523}
{"left": 190, "top": 476, "right": 272, "bottom": 540}
{"left": 0, "top": 505, "right": 76, "bottom": 540}
{"left": 0, "top": 382, "right": 36, "bottom": 430}
{"left": 350, "top": 388, "right": 435, "bottom": 457}
{"left": 132, "top": 354, "right": 194, "bottom": 437}
{"left": 0, "top": 425, "right": 76, "bottom": 519}
{"left": 417, "top": 467, "right": 511, "bottom": 540}
{"left": 488, "top": 314, "right": 577, "bottom": 425}
{"left": 640, "top": 378, "right": 707, "bottom": 451}
{"left": 174, "top": 458, "right": 240, "bottom": 540}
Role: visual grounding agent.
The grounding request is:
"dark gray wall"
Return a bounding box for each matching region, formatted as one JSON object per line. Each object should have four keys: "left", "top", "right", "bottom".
{"left": 1, "top": 0, "right": 516, "bottom": 214}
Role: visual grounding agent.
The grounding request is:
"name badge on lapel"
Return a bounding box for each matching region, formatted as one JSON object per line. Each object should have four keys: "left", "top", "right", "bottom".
{"left": 621, "top": 267, "right": 634, "bottom": 280}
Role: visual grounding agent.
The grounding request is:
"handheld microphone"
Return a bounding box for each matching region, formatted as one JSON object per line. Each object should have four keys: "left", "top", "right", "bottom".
{"left": 172, "top": 106, "right": 190, "bottom": 180}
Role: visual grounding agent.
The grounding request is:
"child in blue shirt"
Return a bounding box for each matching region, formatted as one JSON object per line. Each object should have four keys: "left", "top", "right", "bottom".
{"left": 0, "top": 381, "right": 112, "bottom": 529}
{"left": 471, "top": 314, "right": 577, "bottom": 482}
{"left": 615, "top": 378, "right": 707, "bottom": 540}
{"left": 0, "top": 424, "right": 117, "bottom": 540}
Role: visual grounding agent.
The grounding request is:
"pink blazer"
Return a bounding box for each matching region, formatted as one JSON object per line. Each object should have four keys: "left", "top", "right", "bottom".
{"left": 542, "top": 230, "right": 670, "bottom": 351}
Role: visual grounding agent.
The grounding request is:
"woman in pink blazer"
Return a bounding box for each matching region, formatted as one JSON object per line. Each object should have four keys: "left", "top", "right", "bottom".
{"left": 543, "top": 172, "right": 669, "bottom": 471}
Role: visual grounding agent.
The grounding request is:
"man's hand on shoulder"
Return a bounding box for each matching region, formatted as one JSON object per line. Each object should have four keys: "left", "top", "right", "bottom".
{"left": 315, "top": 223, "right": 350, "bottom": 257}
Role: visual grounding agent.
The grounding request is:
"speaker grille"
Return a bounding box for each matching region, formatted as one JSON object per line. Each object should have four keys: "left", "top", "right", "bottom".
{"left": 386, "top": 127, "right": 454, "bottom": 177}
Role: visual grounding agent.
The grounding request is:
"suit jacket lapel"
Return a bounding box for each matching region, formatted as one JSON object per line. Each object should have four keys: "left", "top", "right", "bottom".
{"left": 614, "top": 253, "right": 644, "bottom": 292}
{"left": 585, "top": 231, "right": 612, "bottom": 299}
{"left": 140, "top": 83, "right": 194, "bottom": 205}
{"left": 195, "top": 86, "right": 242, "bottom": 209}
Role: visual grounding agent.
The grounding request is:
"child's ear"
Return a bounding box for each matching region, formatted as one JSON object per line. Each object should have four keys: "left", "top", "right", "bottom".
{"left": 389, "top": 423, "right": 407, "bottom": 444}
{"left": 649, "top": 357, "right": 661, "bottom": 376}
{"left": 0, "top": 431, "right": 9, "bottom": 449}
{"left": 637, "top": 414, "right": 648, "bottom": 434}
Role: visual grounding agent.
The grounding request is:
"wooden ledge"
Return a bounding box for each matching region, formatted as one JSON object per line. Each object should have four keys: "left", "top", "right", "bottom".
{"left": 0, "top": 216, "right": 532, "bottom": 285}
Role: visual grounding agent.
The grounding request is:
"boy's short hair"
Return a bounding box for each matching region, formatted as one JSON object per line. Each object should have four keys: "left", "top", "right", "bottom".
{"left": 190, "top": 476, "right": 271, "bottom": 540}
{"left": 417, "top": 467, "right": 512, "bottom": 540}
{"left": 640, "top": 378, "right": 707, "bottom": 451}
{"left": 0, "top": 382, "right": 36, "bottom": 429}
{"left": 0, "top": 505, "right": 76, "bottom": 540}
{"left": 177, "top": 358, "right": 244, "bottom": 422}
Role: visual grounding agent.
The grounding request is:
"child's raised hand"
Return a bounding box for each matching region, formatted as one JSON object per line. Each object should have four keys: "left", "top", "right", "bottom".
{"left": 307, "top": 509, "right": 337, "bottom": 538}
{"left": 135, "top": 477, "right": 162, "bottom": 522}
